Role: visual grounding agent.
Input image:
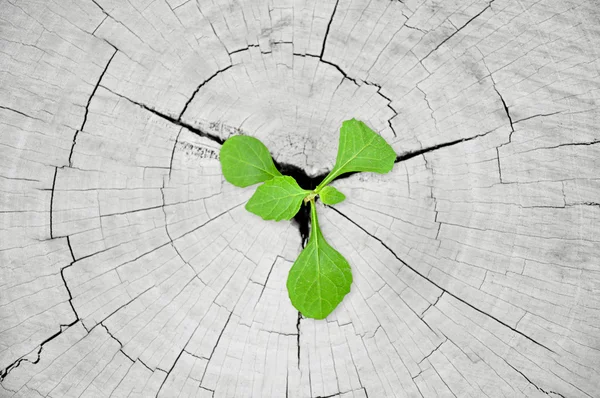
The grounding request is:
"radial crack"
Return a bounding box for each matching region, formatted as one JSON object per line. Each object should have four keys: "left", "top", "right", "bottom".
{"left": 60, "top": 265, "right": 80, "bottom": 323}
{"left": 49, "top": 167, "right": 58, "bottom": 239}
{"left": 296, "top": 311, "right": 302, "bottom": 368}
{"left": 502, "top": 358, "right": 566, "bottom": 397}
{"left": 513, "top": 111, "right": 562, "bottom": 124}
{"left": 481, "top": 51, "right": 515, "bottom": 185}
{"left": 169, "top": 128, "right": 182, "bottom": 179}
{"left": 0, "top": 105, "right": 43, "bottom": 121}
{"left": 256, "top": 256, "right": 281, "bottom": 302}
{"left": 395, "top": 129, "right": 495, "bottom": 163}
{"left": 0, "top": 320, "right": 78, "bottom": 382}
{"left": 69, "top": 48, "right": 117, "bottom": 167}
{"left": 421, "top": 0, "right": 495, "bottom": 62}
{"left": 418, "top": 340, "right": 447, "bottom": 365}
{"left": 99, "top": 85, "right": 225, "bottom": 145}
{"left": 320, "top": 0, "right": 340, "bottom": 59}
{"left": 329, "top": 206, "right": 556, "bottom": 354}
{"left": 416, "top": 86, "right": 439, "bottom": 133}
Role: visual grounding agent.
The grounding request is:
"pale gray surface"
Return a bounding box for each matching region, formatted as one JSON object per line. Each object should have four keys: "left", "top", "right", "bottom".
{"left": 1, "top": 0, "right": 599, "bottom": 397}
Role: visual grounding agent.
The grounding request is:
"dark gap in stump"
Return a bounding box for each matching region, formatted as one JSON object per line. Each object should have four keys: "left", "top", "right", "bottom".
{"left": 275, "top": 162, "right": 327, "bottom": 246}
{"left": 274, "top": 161, "right": 365, "bottom": 245}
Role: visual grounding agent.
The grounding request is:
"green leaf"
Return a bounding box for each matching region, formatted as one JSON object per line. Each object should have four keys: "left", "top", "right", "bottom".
{"left": 245, "top": 176, "right": 311, "bottom": 221}
{"left": 319, "top": 186, "right": 346, "bottom": 205}
{"left": 317, "top": 119, "right": 396, "bottom": 190}
{"left": 286, "top": 201, "right": 352, "bottom": 319}
{"left": 220, "top": 135, "right": 282, "bottom": 187}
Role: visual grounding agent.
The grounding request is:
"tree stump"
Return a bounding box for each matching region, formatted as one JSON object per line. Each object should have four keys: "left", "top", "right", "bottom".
{"left": 1, "top": 0, "right": 599, "bottom": 397}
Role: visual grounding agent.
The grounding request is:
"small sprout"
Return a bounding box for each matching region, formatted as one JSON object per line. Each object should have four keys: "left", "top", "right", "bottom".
{"left": 220, "top": 119, "right": 396, "bottom": 319}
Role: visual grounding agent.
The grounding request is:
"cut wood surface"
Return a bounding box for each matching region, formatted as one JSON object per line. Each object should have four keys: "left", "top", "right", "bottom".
{"left": 1, "top": 0, "right": 599, "bottom": 397}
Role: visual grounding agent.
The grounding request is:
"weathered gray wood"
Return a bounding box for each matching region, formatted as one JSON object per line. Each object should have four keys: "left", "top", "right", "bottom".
{"left": 1, "top": 0, "right": 599, "bottom": 396}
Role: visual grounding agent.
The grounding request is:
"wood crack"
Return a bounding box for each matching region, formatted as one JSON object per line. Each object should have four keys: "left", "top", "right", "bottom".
{"left": 502, "top": 358, "right": 566, "bottom": 397}
{"left": 0, "top": 320, "right": 79, "bottom": 382}
{"left": 69, "top": 48, "right": 117, "bottom": 167}
{"left": 296, "top": 311, "right": 302, "bottom": 368}
{"left": 395, "top": 129, "right": 496, "bottom": 163}
{"left": 328, "top": 206, "right": 557, "bottom": 354}
{"left": 297, "top": 53, "right": 400, "bottom": 138}
{"left": 0, "top": 105, "right": 43, "bottom": 121}
{"left": 49, "top": 167, "right": 57, "bottom": 239}
{"left": 99, "top": 85, "right": 225, "bottom": 145}
{"left": 421, "top": 0, "right": 495, "bottom": 63}
{"left": 178, "top": 64, "right": 233, "bottom": 120}
{"left": 60, "top": 263, "right": 80, "bottom": 324}
{"left": 320, "top": 0, "right": 340, "bottom": 59}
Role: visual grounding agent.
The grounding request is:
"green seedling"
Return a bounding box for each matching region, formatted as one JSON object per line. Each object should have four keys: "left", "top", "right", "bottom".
{"left": 220, "top": 118, "right": 396, "bottom": 319}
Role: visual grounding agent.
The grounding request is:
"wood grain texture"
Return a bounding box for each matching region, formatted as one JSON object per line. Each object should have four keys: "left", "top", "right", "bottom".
{"left": 1, "top": 0, "right": 599, "bottom": 396}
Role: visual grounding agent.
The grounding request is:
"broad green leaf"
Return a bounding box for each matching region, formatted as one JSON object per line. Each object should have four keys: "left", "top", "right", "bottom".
{"left": 319, "top": 186, "right": 345, "bottom": 205}
{"left": 220, "top": 135, "right": 282, "bottom": 187}
{"left": 245, "top": 176, "right": 311, "bottom": 221}
{"left": 317, "top": 119, "right": 396, "bottom": 189}
{"left": 286, "top": 201, "right": 352, "bottom": 319}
